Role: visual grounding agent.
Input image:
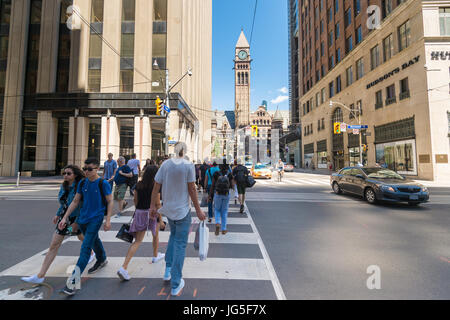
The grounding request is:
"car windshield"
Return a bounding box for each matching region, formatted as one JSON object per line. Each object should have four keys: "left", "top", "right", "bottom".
{"left": 362, "top": 168, "right": 405, "bottom": 180}
{"left": 255, "top": 165, "right": 267, "bottom": 170}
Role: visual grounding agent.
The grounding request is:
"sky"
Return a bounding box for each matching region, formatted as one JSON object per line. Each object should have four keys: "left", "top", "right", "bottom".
{"left": 212, "top": 0, "right": 289, "bottom": 113}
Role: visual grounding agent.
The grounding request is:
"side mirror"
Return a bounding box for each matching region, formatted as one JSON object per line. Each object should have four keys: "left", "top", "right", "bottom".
{"left": 355, "top": 174, "right": 365, "bottom": 179}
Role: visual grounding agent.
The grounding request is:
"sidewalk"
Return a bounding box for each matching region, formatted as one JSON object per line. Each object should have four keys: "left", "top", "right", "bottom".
{"left": 0, "top": 176, "right": 63, "bottom": 185}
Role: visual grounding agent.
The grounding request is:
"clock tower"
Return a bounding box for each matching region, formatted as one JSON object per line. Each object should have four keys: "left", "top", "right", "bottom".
{"left": 234, "top": 30, "right": 251, "bottom": 128}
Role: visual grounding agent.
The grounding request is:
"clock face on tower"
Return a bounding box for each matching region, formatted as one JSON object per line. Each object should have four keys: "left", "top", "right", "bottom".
{"left": 238, "top": 50, "right": 248, "bottom": 60}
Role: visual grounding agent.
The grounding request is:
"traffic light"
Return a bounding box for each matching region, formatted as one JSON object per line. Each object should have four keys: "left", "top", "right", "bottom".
{"left": 155, "top": 96, "right": 163, "bottom": 116}
{"left": 251, "top": 125, "right": 258, "bottom": 137}
{"left": 333, "top": 122, "right": 341, "bottom": 134}
{"left": 362, "top": 144, "right": 368, "bottom": 153}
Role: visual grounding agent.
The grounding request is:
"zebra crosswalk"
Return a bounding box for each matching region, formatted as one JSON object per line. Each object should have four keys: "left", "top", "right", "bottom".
{"left": 0, "top": 194, "right": 285, "bottom": 300}
{"left": 255, "top": 177, "right": 331, "bottom": 187}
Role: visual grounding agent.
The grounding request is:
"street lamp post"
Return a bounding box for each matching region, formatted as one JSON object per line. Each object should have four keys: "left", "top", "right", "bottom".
{"left": 330, "top": 100, "right": 363, "bottom": 166}
{"left": 153, "top": 59, "right": 192, "bottom": 157}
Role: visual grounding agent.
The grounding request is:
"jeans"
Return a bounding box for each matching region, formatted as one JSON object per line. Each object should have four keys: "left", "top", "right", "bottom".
{"left": 165, "top": 211, "right": 191, "bottom": 290}
{"left": 214, "top": 193, "right": 230, "bottom": 231}
{"left": 206, "top": 185, "right": 214, "bottom": 219}
{"left": 76, "top": 215, "right": 106, "bottom": 274}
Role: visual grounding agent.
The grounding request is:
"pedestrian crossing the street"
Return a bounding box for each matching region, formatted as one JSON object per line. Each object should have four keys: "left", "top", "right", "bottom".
{"left": 0, "top": 193, "right": 285, "bottom": 300}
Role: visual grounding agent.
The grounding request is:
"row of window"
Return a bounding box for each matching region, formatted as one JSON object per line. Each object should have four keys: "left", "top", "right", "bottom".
{"left": 237, "top": 72, "right": 249, "bottom": 85}
{"left": 375, "top": 78, "right": 410, "bottom": 109}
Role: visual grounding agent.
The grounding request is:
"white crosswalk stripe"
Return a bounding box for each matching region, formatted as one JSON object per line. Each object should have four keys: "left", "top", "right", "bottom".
{"left": 0, "top": 193, "right": 285, "bottom": 300}
{"left": 254, "top": 177, "right": 330, "bottom": 187}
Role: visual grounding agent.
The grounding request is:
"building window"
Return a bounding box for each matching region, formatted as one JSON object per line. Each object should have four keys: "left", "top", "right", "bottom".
{"left": 345, "top": 8, "right": 352, "bottom": 27}
{"left": 329, "top": 81, "right": 335, "bottom": 98}
{"left": 320, "top": 20, "right": 324, "bottom": 33}
{"left": 386, "top": 84, "right": 396, "bottom": 105}
{"left": 120, "top": 70, "right": 134, "bottom": 92}
{"left": 321, "top": 65, "right": 325, "bottom": 77}
{"left": 122, "top": 0, "right": 136, "bottom": 21}
{"left": 399, "top": 78, "right": 410, "bottom": 100}
{"left": 356, "top": 57, "right": 364, "bottom": 80}
{"left": 321, "top": 42, "right": 324, "bottom": 56}
{"left": 88, "top": 69, "right": 101, "bottom": 92}
{"left": 375, "top": 90, "right": 383, "bottom": 109}
{"left": 383, "top": 34, "right": 393, "bottom": 62}
{"left": 370, "top": 45, "right": 380, "bottom": 70}
{"left": 328, "top": 30, "right": 333, "bottom": 46}
{"left": 329, "top": 55, "right": 334, "bottom": 70}
{"left": 321, "top": 87, "right": 326, "bottom": 103}
{"left": 119, "top": 118, "right": 135, "bottom": 156}
{"left": 336, "top": 75, "right": 342, "bottom": 93}
{"left": 356, "top": 25, "right": 362, "bottom": 44}
{"left": 346, "top": 35, "right": 353, "bottom": 53}
{"left": 398, "top": 20, "right": 411, "bottom": 52}
{"left": 316, "top": 92, "right": 320, "bottom": 106}
{"left": 440, "top": 8, "right": 450, "bottom": 36}
{"left": 336, "top": 23, "right": 340, "bottom": 39}
{"left": 383, "top": 0, "right": 393, "bottom": 18}
{"left": 337, "top": 48, "right": 341, "bottom": 63}
{"left": 315, "top": 27, "right": 318, "bottom": 41}
{"left": 21, "top": 116, "right": 37, "bottom": 171}
{"left": 328, "top": 7, "right": 333, "bottom": 23}
{"left": 355, "top": 0, "right": 361, "bottom": 16}
{"left": 346, "top": 66, "right": 353, "bottom": 86}
{"left": 91, "top": 0, "right": 104, "bottom": 22}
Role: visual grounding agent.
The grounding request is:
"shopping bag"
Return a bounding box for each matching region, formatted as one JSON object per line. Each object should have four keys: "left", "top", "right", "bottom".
{"left": 246, "top": 175, "right": 256, "bottom": 188}
{"left": 199, "top": 221, "right": 209, "bottom": 261}
{"left": 193, "top": 223, "right": 200, "bottom": 251}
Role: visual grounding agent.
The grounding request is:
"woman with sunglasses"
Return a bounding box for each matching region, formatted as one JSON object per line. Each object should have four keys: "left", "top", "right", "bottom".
{"left": 21, "top": 165, "right": 94, "bottom": 284}
{"left": 117, "top": 165, "right": 164, "bottom": 281}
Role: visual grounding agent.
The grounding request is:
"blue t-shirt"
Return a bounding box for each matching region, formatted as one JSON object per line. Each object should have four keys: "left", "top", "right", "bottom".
{"left": 206, "top": 166, "right": 220, "bottom": 187}
{"left": 56, "top": 182, "right": 81, "bottom": 219}
{"left": 114, "top": 165, "right": 131, "bottom": 185}
{"left": 77, "top": 178, "right": 112, "bottom": 224}
{"left": 103, "top": 160, "right": 117, "bottom": 180}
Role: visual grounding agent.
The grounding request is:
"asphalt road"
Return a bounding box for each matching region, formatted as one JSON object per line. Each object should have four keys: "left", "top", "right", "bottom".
{"left": 0, "top": 173, "right": 449, "bottom": 300}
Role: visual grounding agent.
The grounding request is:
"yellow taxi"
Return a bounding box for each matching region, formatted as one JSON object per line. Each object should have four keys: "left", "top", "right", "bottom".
{"left": 251, "top": 163, "right": 272, "bottom": 179}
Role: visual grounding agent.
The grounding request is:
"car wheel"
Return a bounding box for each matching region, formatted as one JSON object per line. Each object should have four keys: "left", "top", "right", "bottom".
{"left": 332, "top": 182, "right": 342, "bottom": 194}
{"left": 365, "top": 188, "right": 377, "bottom": 204}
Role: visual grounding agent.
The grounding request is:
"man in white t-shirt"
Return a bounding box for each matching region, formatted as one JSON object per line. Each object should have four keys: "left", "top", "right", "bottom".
{"left": 150, "top": 143, "right": 206, "bottom": 296}
{"left": 127, "top": 154, "right": 140, "bottom": 196}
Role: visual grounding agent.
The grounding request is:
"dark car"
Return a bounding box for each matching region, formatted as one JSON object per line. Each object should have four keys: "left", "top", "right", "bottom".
{"left": 330, "top": 167, "right": 429, "bottom": 206}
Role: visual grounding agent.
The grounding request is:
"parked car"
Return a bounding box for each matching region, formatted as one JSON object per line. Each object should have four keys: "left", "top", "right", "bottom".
{"left": 284, "top": 163, "right": 294, "bottom": 172}
{"left": 330, "top": 167, "right": 429, "bottom": 206}
{"left": 251, "top": 163, "right": 272, "bottom": 179}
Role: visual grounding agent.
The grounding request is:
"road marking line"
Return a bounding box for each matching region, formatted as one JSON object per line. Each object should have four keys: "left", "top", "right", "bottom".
{"left": 138, "top": 286, "right": 146, "bottom": 295}
{"left": 157, "top": 287, "right": 167, "bottom": 296}
{"left": 244, "top": 203, "right": 286, "bottom": 300}
{"left": 193, "top": 288, "right": 198, "bottom": 297}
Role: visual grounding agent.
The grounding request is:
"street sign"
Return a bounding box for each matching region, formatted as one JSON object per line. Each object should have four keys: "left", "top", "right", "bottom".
{"left": 163, "top": 105, "right": 171, "bottom": 113}
{"left": 347, "top": 125, "right": 368, "bottom": 129}
{"left": 353, "top": 129, "right": 360, "bottom": 134}
{"left": 341, "top": 123, "right": 347, "bottom": 132}
{"left": 168, "top": 140, "right": 177, "bottom": 145}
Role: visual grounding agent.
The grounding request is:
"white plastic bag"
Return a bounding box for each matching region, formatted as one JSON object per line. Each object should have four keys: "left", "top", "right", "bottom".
{"left": 198, "top": 221, "right": 209, "bottom": 261}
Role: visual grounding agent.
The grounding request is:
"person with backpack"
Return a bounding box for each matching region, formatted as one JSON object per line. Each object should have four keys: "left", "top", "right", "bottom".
{"left": 209, "top": 163, "right": 234, "bottom": 235}
{"left": 57, "top": 158, "right": 113, "bottom": 296}
{"left": 21, "top": 165, "right": 96, "bottom": 284}
{"left": 232, "top": 160, "right": 250, "bottom": 213}
{"left": 117, "top": 165, "right": 165, "bottom": 281}
{"left": 114, "top": 156, "right": 133, "bottom": 218}
{"left": 199, "top": 161, "right": 208, "bottom": 193}
{"left": 204, "top": 161, "right": 220, "bottom": 223}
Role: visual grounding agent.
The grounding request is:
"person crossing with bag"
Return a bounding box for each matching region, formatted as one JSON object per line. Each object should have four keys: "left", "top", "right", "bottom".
{"left": 209, "top": 162, "right": 234, "bottom": 235}
{"left": 21, "top": 165, "right": 96, "bottom": 284}
{"left": 58, "top": 158, "right": 114, "bottom": 296}
{"left": 117, "top": 165, "right": 165, "bottom": 281}
{"left": 204, "top": 161, "right": 220, "bottom": 222}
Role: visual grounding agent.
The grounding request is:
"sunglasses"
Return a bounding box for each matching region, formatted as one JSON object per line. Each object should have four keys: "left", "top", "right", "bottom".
{"left": 63, "top": 172, "right": 73, "bottom": 176}
{"left": 83, "top": 167, "right": 98, "bottom": 172}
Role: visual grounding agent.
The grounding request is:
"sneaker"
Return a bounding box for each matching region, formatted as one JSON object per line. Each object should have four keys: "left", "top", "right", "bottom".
{"left": 208, "top": 218, "right": 212, "bottom": 223}
{"left": 21, "top": 275, "right": 44, "bottom": 284}
{"left": 117, "top": 267, "right": 131, "bottom": 281}
{"left": 171, "top": 279, "right": 185, "bottom": 296}
{"left": 152, "top": 252, "right": 165, "bottom": 264}
{"left": 215, "top": 224, "right": 220, "bottom": 236}
{"left": 240, "top": 205, "right": 244, "bottom": 213}
{"left": 222, "top": 230, "right": 228, "bottom": 235}
{"left": 88, "top": 260, "right": 108, "bottom": 274}
{"left": 88, "top": 252, "right": 96, "bottom": 264}
{"left": 234, "top": 199, "right": 237, "bottom": 205}
{"left": 60, "top": 285, "right": 76, "bottom": 296}
{"left": 163, "top": 267, "right": 171, "bottom": 281}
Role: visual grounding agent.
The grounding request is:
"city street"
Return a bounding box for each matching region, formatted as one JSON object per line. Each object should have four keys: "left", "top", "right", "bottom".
{"left": 0, "top": 172, "right": 449, "bottom": 300}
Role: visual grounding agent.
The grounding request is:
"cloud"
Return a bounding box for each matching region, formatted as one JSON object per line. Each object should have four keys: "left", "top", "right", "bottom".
{"left": 271, "top": 95, "right": 289, "bottom": 104}
{"left": 278, "top": 87, "right": 288, "bottom": 94}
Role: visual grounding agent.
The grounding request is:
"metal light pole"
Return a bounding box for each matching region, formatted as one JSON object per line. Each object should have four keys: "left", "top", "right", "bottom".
{"left": 153, "top": 60, "right": 192, "bottom": 157}
{"left": 330, "top": 100, "right": 363, "bottom": 165}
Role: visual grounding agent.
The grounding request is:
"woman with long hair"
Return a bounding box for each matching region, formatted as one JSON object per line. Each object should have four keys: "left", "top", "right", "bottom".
{"left": 117, "top": 165, "right": 164, "bottom": 281}
{"left": 21, "top": 165, "right": 95, "bottom": 284}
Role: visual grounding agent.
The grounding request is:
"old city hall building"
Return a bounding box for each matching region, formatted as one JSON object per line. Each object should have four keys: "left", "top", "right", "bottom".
{"left": 0, "top": 0, "right": 212, "bottom": 176}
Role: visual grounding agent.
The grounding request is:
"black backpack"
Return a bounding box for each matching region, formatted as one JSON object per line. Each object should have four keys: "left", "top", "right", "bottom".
{"left": 235, "top": 165, "right": 247, "bottom": 184}
{"left": 215, "top": 172, "right": 230, "bottom": 195}
{"left": 79, "top": 178, "right": 108, "bottom": 215}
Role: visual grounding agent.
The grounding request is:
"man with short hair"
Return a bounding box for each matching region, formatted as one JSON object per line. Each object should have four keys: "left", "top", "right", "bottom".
{"left": 114, "top": 156, "right": 133, "bottom": 218}
{"left": 127, "top": 154, "right": 141, "bottom": 196}
{"left": 150, "top": 142, "right": 206, "bottom": 296}
{"left": 103, "top": 153, "right": 117, "bottom": 190}
{"left": 232, "top": 159, "right": 250, "bottom": 213}
{"left": 58, "top": 157, "right": 113, "bottom": 295}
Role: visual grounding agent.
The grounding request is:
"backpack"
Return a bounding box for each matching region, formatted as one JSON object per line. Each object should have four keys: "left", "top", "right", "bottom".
{"left": 235, "top": 166, "right": 247, "bottom": 184}
{"left": 80, "top": 178, "right": 108, "bottom": 216}
{"left": 215, "top": 172, "right": 230, "bottom": 195}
